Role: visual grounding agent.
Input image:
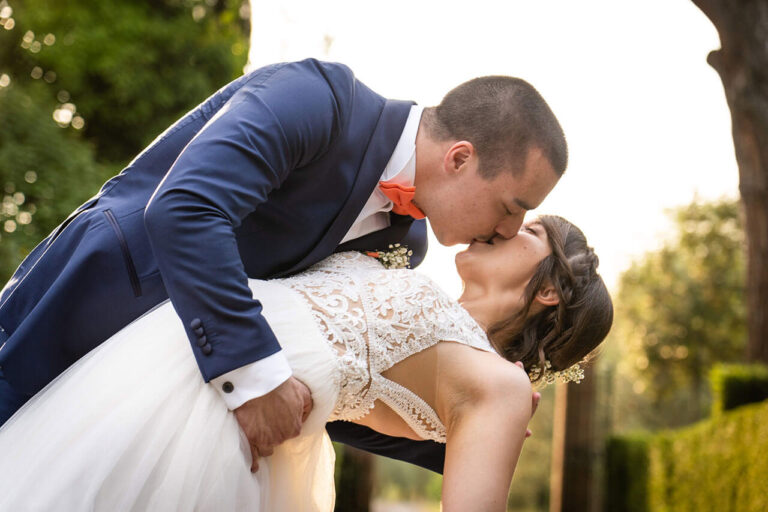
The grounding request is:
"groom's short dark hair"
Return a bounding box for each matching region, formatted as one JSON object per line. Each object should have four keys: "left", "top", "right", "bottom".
{"left": 425, "top": 76, "right": 567, "bottom": 178}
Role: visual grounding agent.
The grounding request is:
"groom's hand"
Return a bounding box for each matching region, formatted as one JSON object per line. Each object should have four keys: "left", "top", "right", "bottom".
{"left": 513, "top": 361, "right": 541, "bottom": 438}
{"left": 234, "top": 376, "right": 313, "bottom": 472}
{"left": 526, "top": 391, "right": 541, "bottom": 438}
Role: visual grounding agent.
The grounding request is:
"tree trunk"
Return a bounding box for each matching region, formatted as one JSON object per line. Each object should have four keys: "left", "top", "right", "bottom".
{"left": 549, "top": 365, "right": 598, "bottom": 512}
{"left": 690, "top": 0, "right": 768, "bottom": 364}
{"left": 334, "top": 446, "right": 374, "bottom": 512}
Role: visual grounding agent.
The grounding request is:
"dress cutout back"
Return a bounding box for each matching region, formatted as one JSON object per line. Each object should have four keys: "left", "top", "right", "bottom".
{"left": 276, "top": 252, "right": 496, "bottom": 442}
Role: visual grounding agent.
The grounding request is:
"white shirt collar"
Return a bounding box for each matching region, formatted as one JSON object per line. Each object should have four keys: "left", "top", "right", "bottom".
{"left": 379, "top": 105, "right": 423, "bottom": 186}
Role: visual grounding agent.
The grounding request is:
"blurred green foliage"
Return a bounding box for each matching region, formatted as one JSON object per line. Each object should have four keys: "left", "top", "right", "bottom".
{"left": 0, "top": 82, "right": 108, "bottom": 278}
{"left": 709, "top": 363, "right": 768, "bottom": 416}
{"left": 0, "top": 0, "right": 248, "bottom": 281}
{"left": 613, "top": 198, "right": 746, "bottom": 426}
{"left": 0, "top": 0, "right": 248, "bottom": 162}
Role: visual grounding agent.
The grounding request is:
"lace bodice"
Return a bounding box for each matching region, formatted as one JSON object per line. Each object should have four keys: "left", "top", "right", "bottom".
{"left": 275, "top": 252, "right": 495, "bottom": 443}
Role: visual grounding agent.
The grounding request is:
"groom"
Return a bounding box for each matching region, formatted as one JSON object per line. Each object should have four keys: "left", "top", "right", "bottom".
{"left": 0, "top": 59, "right": 566, "bottom": 473}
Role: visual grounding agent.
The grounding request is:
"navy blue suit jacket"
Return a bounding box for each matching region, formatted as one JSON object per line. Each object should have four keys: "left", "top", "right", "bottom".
{"left": 0, "top": 59, "right": 445, "bottom": 473}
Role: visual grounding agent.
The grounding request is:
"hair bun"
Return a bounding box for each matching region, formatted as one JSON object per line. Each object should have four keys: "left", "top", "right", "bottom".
{"left": 562, "top": 247, "right": 601, "bottom": 300}
{"left": 586, "top": 247, "right": 599, "bottom": 276}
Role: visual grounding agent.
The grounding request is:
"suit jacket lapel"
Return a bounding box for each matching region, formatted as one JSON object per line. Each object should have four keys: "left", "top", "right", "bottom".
{"left": 278, "top": 99, "right": 415, "bottom": 276}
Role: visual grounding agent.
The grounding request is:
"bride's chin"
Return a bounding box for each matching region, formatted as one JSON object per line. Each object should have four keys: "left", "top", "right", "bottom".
{"left": 453, "top": 253, "right": 469, "bottom": 279}
{"left": 454, "top": 247, "right": 471, "bottom": 263}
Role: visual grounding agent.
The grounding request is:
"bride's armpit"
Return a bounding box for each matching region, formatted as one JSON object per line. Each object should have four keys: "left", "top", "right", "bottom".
{"left": 433, "top": 341, "right": 528, "bottom": 427}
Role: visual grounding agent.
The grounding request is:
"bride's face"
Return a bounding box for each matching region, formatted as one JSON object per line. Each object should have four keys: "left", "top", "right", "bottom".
{"left": 455, "top": 220, "right": 552, "bottom": 311}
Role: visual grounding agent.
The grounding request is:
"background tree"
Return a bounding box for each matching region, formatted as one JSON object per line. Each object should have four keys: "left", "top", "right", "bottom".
{"left": 334, "top": 446, "right": 375, "bottom": 512}
{"left": 612, "top": 198, "right": 746, "bottom": 427}
{"left": 690, "top": 0, "right": 768, "bottom": 365}
{"left": 0, "top": 0, "right": 248, "bottom": 162}
{"left": 0, "top": 0, "right": 249, "bottom": 280}
{"left": 550, "top": 366, "right": 599, "bottom": 512}
{"left": 0, "top": 82, "right": 105, "bottom": 279}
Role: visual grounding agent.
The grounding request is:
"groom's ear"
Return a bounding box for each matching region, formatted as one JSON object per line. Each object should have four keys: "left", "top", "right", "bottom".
{"left": 443, "top": 141, "right": 475, "bottom": 175}
{"left": 534, "top": 283, "right": 560, "bottom": 307}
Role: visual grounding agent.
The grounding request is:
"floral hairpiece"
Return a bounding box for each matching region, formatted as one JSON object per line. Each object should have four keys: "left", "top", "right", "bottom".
{"left": 527, "top": 359, "right": 585, "bottom": 387}
{"left": 366, "top": 244, "right": 413, "bottom": 269}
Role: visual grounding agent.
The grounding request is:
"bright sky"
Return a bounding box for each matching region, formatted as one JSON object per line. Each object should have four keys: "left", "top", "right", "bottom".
{"left": 248, "top": 0, "right": 739, "bottom": 296}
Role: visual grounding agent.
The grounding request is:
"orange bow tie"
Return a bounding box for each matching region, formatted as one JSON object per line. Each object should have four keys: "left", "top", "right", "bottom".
{"left": 378, "top": 180, "right": 426, "bottom": 219}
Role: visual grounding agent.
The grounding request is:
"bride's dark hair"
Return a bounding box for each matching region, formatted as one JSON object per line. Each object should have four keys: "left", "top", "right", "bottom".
{"left": 488, "top": 215, "right": 613, "bottom": 382}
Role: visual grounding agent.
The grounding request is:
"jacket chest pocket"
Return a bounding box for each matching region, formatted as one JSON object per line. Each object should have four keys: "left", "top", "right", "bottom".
{"left": 103, "top": 209, "right": 159, "bottom": 297}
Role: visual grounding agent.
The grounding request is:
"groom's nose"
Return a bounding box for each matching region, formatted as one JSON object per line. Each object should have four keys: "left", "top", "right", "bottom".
{"left": 494, "top": 213, "right": 524, "bottom": 239}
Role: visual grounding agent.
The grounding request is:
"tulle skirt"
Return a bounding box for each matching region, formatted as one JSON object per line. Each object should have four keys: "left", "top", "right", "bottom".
{"left": 0, "top": 280, "right": 340, "bottom": 511}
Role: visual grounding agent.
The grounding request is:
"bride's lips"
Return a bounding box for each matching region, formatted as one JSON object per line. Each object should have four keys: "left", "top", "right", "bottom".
{"left": 472, "top": 238, "right": 495, "bottom": 249}
{"left": 459, "top": 240, "right": 491, "bottom": 256}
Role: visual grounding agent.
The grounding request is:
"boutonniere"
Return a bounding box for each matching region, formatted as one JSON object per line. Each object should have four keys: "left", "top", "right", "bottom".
{"left": 365, "top": 243, "right": 413, "bottom": 269}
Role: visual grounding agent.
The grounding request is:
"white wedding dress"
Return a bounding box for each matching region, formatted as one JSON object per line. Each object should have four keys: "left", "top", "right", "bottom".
{"left": 0, "top": 252, "right": 495, "bottom": 511}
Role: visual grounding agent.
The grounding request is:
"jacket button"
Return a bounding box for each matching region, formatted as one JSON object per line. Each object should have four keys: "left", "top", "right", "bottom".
{"left": 201, "top": 344, "right": 212, "bottom": 355}
{"left": 190, "top": 318, "right": 202, "bottom": 330}
{"left": 222, "top": 381, "right": 234, "bottom": 393}
{"left": 196, "top": 335, "right": 207, "bottom": 347}
{"left": 194, "top": 327, "right": 205, "bottom": 337}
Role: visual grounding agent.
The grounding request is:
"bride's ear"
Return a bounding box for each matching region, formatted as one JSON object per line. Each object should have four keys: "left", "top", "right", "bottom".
{"left": 534, "top": 283, "right": 560, "bottom": 307}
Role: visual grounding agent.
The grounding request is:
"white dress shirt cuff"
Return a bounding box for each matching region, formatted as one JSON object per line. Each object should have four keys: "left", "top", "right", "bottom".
{"left": 210, "top": 351, "right": 293, "bottom": 410}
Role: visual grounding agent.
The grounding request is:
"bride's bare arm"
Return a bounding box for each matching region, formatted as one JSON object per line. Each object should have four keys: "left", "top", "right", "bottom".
{"left": 437, "top": 346, "right": 532, "bottom": 512}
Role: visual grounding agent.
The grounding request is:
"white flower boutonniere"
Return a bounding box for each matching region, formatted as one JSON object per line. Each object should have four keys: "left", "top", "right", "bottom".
{"left": 366, "top": 243, "right": 413, "bottom": 269}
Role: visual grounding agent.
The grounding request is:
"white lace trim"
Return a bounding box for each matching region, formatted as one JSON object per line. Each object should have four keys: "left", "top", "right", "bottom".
{"left": 276, "top": 252, "right": 494, "bottom": 443}
{"left": 373, "top": 376, "right": 446, "bottom": 442}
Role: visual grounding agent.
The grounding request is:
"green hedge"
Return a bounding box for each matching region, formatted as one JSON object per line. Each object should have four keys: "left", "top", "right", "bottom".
{"left": 606, "top": 401, "right": 768, "bottom": 512}
{"left": 710, "top": 364, "right": 768, "bottom": 416}
{"left": 605, "top": 364, "right": 768, "bottom": 512}
{"left": 647, "top": 400, "right": 768, "bottom": 511}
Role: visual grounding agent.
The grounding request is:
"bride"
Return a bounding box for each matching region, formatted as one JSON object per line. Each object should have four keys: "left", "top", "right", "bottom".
{"left": 0, "top": 215, "right": 612, "bottom": 512}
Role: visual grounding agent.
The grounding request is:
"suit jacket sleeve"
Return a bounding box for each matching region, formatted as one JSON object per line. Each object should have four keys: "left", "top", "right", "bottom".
{"left": 144, "top": 60, "right": 349, "bottom": 381}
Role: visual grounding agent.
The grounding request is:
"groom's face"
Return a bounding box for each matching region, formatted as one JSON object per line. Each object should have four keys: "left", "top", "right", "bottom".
{"left": 423, "top": 147, "right": 560, "bottom": 246}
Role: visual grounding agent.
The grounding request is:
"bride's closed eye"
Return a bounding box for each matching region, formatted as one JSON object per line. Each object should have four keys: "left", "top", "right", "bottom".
{"left": 522, "top": 221, "right": 545, "bottom": 235}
